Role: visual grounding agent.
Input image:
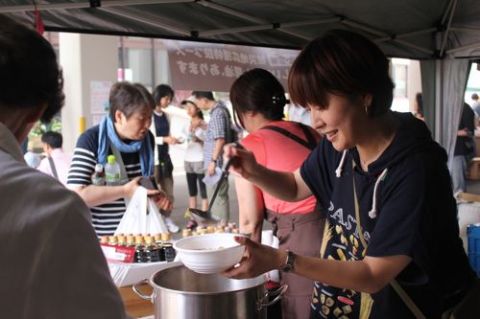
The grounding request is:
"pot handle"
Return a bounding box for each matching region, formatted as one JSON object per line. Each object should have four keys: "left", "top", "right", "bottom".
{"left": 257, "top": 284, "right": 288, "bottom": 311}
{"left": 132, "top": 279, "right": 154, "bottom": 303}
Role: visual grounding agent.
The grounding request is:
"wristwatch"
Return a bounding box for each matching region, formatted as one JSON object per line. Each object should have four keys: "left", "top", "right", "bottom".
{"left": 282, "top": 250, "right": 296, "bottom": 272}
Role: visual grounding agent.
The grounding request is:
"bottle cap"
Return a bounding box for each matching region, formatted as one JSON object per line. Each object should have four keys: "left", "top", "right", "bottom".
{"left": 95, "top": 163, "right": 104, "bottom": 172}
{"left": 107, "top": 155, "right": 116, "bottom": 164}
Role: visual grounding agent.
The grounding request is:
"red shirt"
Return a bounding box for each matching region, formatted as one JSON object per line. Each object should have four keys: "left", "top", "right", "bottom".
{"left": 241, "top": 121, "right": 320, "bottom": 214}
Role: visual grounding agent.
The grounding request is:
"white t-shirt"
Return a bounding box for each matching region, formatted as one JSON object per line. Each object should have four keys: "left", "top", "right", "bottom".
{"left": 0, "top": 123, "right": 127, "bottom": 319}
{"left": 37, "top": 148, "right": 72, "bottom": 186}
{"left": 185, "top": 125, "right": 206, "bottom": 163}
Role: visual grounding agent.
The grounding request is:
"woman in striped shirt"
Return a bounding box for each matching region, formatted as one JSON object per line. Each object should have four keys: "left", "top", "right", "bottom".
{"left": 67, "top": 82, "right": 171, "bottom": 236}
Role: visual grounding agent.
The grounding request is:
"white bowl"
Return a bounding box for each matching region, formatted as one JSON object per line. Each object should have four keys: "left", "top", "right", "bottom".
{"left": 173, "top": 233, "right": 245, "bottom": 274}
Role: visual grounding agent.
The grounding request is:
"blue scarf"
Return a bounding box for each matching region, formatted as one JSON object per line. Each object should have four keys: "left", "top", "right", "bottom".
{"left": 97, "top": 116, "right": 153, "bottom": 176}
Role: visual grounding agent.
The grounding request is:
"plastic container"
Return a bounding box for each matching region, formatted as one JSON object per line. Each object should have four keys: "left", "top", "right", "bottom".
{"left": 458, "top": 202, "right": 480, "bottom": 251}
{"left": 105, "top": 155, "right": 121, "bottom": 185}
{"left": 92, "top": 163, "right": 106, "bottom": 186}
{"left": 467, "top": 223, "right": 480, "bottom": 276}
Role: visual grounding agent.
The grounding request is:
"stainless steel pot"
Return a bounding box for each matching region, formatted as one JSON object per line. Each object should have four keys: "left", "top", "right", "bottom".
{"left": 133, "top": 262, "right": 286, "bottom": 319}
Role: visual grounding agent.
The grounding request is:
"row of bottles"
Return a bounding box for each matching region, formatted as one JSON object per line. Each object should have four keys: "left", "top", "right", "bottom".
{"left": 100, "top": 234, "right": 175, "bottom": 263}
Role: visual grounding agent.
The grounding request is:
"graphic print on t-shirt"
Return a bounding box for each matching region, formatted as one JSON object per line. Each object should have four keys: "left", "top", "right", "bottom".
{"left": 311, "top": 201, "right": 373, "bottom": 319}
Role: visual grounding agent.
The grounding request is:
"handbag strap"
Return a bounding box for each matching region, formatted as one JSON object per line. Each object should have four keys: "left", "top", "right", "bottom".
{"left": 351, "top": 161, "right": 426, "bottom": 319}
{"left": 262, "top": 123, "right": 316, "bottom": 151}
{"left": 47, "top": 156, "right": 59, "bottom": 179}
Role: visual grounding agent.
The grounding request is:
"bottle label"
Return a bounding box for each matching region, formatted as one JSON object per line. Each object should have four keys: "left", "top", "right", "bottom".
{"left": 105, "top": 172, "right": 121, "bottom": 186}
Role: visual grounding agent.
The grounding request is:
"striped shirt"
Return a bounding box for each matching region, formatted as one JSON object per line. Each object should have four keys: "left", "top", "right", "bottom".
{"left": 67, "top": 125, "right": 151, "bottom": 236}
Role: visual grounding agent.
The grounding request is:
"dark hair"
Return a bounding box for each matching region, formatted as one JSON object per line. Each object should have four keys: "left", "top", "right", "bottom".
{"left": 192, "top": 108, "right": 204, "bottom": 120}
{"left": 230, "top": 68, "right": 285, "bottom": 129}
{"left": 41, "top": 131, "right": 63, "bottom": 149}
{"left": 109, "top": 82, "right": 154, "bottom": 121}
{"left": 180, "top": 99, "right": 199, "bottom": 110}
{"left": 191, "top": 91, "right": 215, "bottom": 101}
{"left": 153, "top": 84, "right": 174, "bottom": 105}
{"left": 472, "top": 93, "right": 479, "bottom": 100}
{"left": 0, "top": 15, "right": 64, "bottom": 123}
{"left": 288, "top": 29, "right": 394, "bottom": 117}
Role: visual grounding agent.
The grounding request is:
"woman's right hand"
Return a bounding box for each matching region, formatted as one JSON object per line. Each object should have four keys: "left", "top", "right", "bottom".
{"left": 223, "top": 143, "right": 259, "bottom": 181}
{"left": 222, "top": 236, "right": 285, "bottom": 280}
{"left": 123, "top": 176, "right": 142, "bottom": 198}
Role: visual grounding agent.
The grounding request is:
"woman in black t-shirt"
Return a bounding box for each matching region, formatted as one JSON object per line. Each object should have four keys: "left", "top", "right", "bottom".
{"left": 223, "top": 30, "right": 476, "bottom": 319}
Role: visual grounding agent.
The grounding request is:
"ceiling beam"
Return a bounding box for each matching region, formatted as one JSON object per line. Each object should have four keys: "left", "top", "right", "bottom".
{"left": 393, "top": 39, "right": 434, "bottom": 55}
{"left": 198, "top": 17, "right": 340, "bottom": 38}
{"left": 446, "top": 41, "right": 480, "bottom": 55}
{"left": 195, "top": 0, "right": 310, "bottom": 41}
{"left": 100, "top": 7, "right": 191, "bottom": 36}
{"left": 376, "top": 27, "right": 437, "bottom": 42}
{"left": 342, "top": 18, "right": 434, "bottom": 56}
{"left": 450, "top": 27, "right": 480, "bottom": 33}
{"left": 0, "top": 0, "right": 192, "bottom": 13}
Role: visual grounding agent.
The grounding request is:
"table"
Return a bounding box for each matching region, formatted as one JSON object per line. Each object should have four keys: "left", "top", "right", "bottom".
{"left": 118, "top": 283, "right": 154, "bottom": 318}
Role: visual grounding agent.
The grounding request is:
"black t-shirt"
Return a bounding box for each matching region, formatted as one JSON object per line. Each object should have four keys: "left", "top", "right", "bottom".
{"left": 454, "top": 103, "right": 475, "bottom": 157}
{"left": 301, "top": 112, "right": 475, "bottom": 318}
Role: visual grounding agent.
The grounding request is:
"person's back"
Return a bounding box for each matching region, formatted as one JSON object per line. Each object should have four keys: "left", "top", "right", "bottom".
{"left": 37, "top": 131, "right": 72, "bottom": 185}
{"left": 0, "top": 137, "right": 125, "bottom": 318}
{"left": 0, "top": 14, "right": 126, "bottom": 318}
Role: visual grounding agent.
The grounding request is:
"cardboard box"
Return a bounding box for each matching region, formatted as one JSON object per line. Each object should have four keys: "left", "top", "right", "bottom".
{"left": 468, "top": 158, "right": 480, "bottom": 180}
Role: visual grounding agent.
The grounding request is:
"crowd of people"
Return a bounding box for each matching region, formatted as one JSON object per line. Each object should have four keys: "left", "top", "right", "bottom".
{"left": 2, "top": 13, "right": 479, "bottom": 319}
{"left": 25, "top": 84, "right": 238, "bottom": 236}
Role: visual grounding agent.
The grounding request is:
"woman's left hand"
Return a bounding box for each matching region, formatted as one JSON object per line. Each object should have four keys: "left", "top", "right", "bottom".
{"left": 222, "top": 236, "right": 284, "bottom": 280}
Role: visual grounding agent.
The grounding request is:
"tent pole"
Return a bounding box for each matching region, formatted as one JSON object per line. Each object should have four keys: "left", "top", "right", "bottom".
{"left": 435, "top": 59, "right": 442, "bottom": 143}
{"left": 441, "top": 0, "right": 455, "bottom": 25}
{"left": 439, "top": 0, "right": 457, "bottom": 57}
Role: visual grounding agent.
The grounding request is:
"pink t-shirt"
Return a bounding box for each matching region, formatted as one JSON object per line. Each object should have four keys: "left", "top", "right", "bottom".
{"left": 241, "top": 121, "right": 320, "bottom": 214}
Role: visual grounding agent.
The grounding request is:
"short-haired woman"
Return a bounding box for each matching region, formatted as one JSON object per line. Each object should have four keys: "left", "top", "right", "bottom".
{"left": 68, "top": 82, "right": 171, "bottom": 236}
{"left": 224, "top": 30, "right": 476, "bottom": 318}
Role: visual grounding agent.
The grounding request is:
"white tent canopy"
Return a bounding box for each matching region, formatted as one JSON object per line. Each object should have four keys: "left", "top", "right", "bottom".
{"left": 2, "top": 0, "right": 480, "bottom": 156}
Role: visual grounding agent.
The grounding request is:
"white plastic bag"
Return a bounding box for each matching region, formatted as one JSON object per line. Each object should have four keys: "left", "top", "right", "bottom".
{"left": 114, "top": 186, "right": 169, "bottom": 235}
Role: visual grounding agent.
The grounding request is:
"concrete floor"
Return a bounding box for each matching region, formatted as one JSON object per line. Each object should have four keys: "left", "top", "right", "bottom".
{"left": 168, "top": 171, "right": 240, "bottom": 237}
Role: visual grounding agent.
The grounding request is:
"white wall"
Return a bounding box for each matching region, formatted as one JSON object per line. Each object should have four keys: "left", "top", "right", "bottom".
{"left": 59, "top": 34, "right": 117, "bottom": 152}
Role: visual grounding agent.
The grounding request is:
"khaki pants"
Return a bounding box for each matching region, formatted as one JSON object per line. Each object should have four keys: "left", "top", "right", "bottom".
{"left": 206, "top": 177, "right": 230, "bottom": 222}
